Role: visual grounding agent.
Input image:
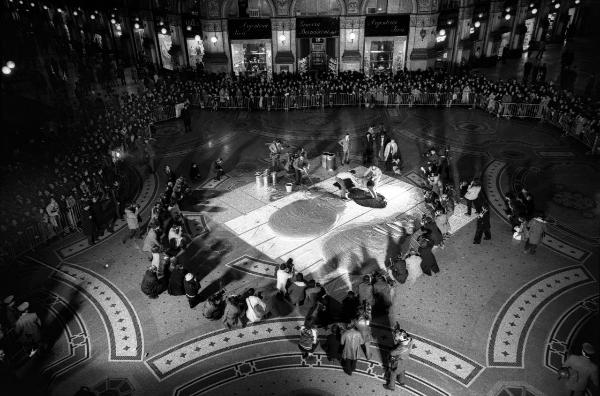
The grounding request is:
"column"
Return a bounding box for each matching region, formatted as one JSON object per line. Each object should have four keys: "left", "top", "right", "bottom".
{"left": 272, "top": 18, "right": 295, "bottom": 73}
{"left": 201, "top": 19, "right": 230, "bottom": 74}
{"left": 509, "top": 0, "right": 529, "bottom": 50}
{"left": 406, "top": 13, "right": 439, "bottom": 71}
{"left": 452, "top": 0, "right": 474, "bottom": 65}
{"left": 483, "top": 0, "right": 504, "bottom": 56}
{"left": 340, "top": 16, "right": 365, "bottom": 72}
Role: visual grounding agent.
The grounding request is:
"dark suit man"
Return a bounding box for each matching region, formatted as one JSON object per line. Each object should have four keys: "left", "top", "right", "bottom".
{"left": 473, "top": 204, "right": 491, "bottom": 244}
{"left": 80, "top": 204, "right": 96, "bottom": 245}
{"left": 377, "top": 132, "right": 390, "bottom": 163}
{"left": 362, "top": 133, "right": 374, "bottom": 165}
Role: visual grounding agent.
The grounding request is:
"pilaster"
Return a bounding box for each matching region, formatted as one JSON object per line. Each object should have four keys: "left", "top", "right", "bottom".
{"left": 201, "top": 19, "right": 230, "bottom": 73}
{"left": 339, "top": 15, "right": 365, "bottom": 72}
{"left": 272, "top": 18, "right": 295, "bottom": 73}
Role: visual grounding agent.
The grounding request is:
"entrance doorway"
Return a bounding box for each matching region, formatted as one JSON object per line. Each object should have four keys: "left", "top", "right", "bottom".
{"left": 297, "top": 37, "right": 337, "bottom": 73}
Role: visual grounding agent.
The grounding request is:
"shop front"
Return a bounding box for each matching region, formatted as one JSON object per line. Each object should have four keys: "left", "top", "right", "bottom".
{"left": 363, "top": 15, "right": 409, "bottom": 75}
{"left": 183, "top": 16, "right": 205, "bottom": 69}
{"left": 296, "top": 17, "right": 339, "bottom": 74}
{"left": 228, "top": 19, "right": 273, "bottom": 77}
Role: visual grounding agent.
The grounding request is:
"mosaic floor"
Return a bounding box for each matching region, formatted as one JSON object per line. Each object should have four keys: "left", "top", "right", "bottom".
{"left": 11, "top": 106, "right": 599, "bottom": 396}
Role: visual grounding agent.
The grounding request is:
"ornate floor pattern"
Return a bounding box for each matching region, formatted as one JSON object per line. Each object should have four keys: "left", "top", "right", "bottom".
{"left": 487, "top": 265, "right": 595, "bottom": 367}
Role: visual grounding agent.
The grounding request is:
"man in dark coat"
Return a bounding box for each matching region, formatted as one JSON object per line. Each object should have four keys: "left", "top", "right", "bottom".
{"left": 80, "top": 204, "right": 96, "bottom": 245}
{"left": 362, "top": 132, "right": 374, "bottom": 165}
{"left": 473, "top": 204, "right": 491, "bottom": 244}
{"left": 168, "top": 262, "right": 186, "bottom": 296}
{"left": 184, "top": 273, "right": 200, "bottom": 308}
{"left": 418, "top": 234, "right": 440, "bottom": 276}
{"left": 181, "top": 103, "right": 192, "bottom": 133}
{"left": 141, "top": 267, "right": 165, "bottom": 299}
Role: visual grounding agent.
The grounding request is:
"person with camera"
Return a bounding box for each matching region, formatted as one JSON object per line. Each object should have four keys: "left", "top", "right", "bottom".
{"left": 383, "top": 329, "right": 414, "bottom": 390}
{"left": 184, "top": 273, "right": 201, "bottom": 308}
{"left": 202, "top": 290, "right": 225, "bottom": 320}
{"left": 464, "top": 179, "right": 483, "bottom": 216}
{"left": 122, "top": 202, "right": 142, "bottom": 244}
{"left": 222, "top": 296, "right": 243, "bottom": 329}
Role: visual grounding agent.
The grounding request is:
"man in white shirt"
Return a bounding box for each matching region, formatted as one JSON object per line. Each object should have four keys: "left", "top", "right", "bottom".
{"left": 383, "top": 139, "right": 399, "bottom": 172}
{"left": 335, "top": 170, "right": 360, "bottom": 200}
{"left": 338, "top": 133, "right": 351, "bottom": 165}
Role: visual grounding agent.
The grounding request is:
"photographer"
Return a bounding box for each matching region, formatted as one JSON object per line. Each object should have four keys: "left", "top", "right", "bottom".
{"left": 122, "top": 202, "right": 142, "bottom": 244}
{"left": 202, "top": 290, "right": 225, "bottom": 320}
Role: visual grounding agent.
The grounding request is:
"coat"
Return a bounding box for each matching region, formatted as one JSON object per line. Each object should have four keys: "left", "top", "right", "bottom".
{"left": 141, "top": 270, "right": 163, "bottom": 298}
{"left": 362, "top": 135, "right": 374, "bottom": 154}
{"left": 341, "top": 328, "right": 365, "bottom": 360}
{"left": 222, "top": 301, "right": 242, "bottom": 328}
{"left": 435, "top": 213, "right": 450, "bottom": 235}
{"left": 383, "top": 141, "right": 398, "bottom": 160}
{"left": 287, "top": 281, "right": 306, "bottom": 305}
{"left": 168, "top": 267, "right": 186, "bottom": 296}
{"left": 80, "top": 209, "right": 96, "bottom": 236}
{"left": 124, "top": 207, "right": 139, "bottom": 230}
{"left": 563, "top": 354, "right": 599, "bottom": 391}
{"left": 526, "top": 218, "right": 546, "bottom": 245}
{"left": 418, "top": 242, "right": 439, "bottom": 275}
{"left": 15, "top": 312, "right": 42, "bottom": 344}
{"left": 389, "top": 339, "right": 414, "bottom": 371}
{"left": 143, "top": 229, "right": 160, "bottom": 253}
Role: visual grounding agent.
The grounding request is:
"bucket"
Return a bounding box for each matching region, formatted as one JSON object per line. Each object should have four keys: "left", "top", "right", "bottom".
{"left": 255, "top": 174, "right": 263, "bottom": 187}
{"left": 285, "top": 183, "right": 293, "bottom": 193}
{"left": 263, "top": 174, "right": 269, "bottom": 187}
{"left": 271, "top": 172, "right": 277, "bottom": 185}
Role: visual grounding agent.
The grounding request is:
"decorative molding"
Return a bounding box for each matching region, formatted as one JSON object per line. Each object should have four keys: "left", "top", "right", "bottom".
{"left": 271, "top": 17, "right": 295, "bottom": 30}
{"left": 411, "top": 14, "right": 438, "bottom": 27}
{"left": 276, "top": 0, "right": 290, "bottom": 16}
{"left": 340, "top": 15, "right": 365, "bottom": 29}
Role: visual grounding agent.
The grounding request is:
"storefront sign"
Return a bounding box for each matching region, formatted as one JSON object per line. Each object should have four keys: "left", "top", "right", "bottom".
{"left": 228, "top": 18, "right": 272, "bottom": 40}
{"left": 296, "top": 17, "right": 339, "bottom": 38}
{"left": 365, "top": 15, "right": 410, "bottom": 37}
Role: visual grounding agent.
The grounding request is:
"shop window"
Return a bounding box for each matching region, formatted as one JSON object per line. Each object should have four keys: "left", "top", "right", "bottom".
{"left": 294, "top": 0, "right": 341, "bottom": 16}
{"left": 228, "top": 0, "right": 272, "bottom": 17}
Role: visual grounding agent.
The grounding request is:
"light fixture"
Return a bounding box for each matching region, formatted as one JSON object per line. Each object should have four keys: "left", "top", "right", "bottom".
{"left": 90, "top": 14, "right": 95, "bottom": 20}
{"left": 532, "top": 7, "right": 538, "bottom": 13}
{"left": 186, "top": 25, "right": 192, "bottom": 31}
{"left": 474, "top": 21, "right": 481, "bottom": 28}
{"left": 575, "top": 0, "right": 580, "bottom": 3}
{"left": 447, "top": 19, "right": 453, "bottom": 25}
{"left": 160, "top": 27, "right": 167, "bottom": 34}
{"left": 469, "top": 27, "right": 475, "bottom": 34}
{"left": 73, "top": 11, "right": 78, "bottom": 16}
{"left": 439, "top": 29, "right": 446, "bottom": 36}
{"left": 478, "top": 13, "right": 483, "bottom": 18}
{"left": 43, "top": 4, "right": 48, "bottom": 9}
{"left": 110, "top": 18, "right": 116, "bottom": 24}
{"left": 134, "top": 22, "right": 140, "bottom": 29}
{"left": 158, "top": 21, "right": 164, "bottom": 26}
{"left": 348, "top": 31, "right": 356, "bottom": 42}
{"left": 2, "top": 66, "right": 11, "bottom": 75}
{"left": 210, "top": 36, "right": 218, "bottom": 44}
{"left": 505, "top": 7, "right": 511, "bottom": 12}
{"left": 135, "top": 17, "right": 139, "bottom": 21}
{"left": 57, "top": 7, "right": 62, "bottom": 12}
{"left": 505, "top": 13, "right": 511, "bottom": 20}
{"left": 554, "top": 2, "right": 560, "bottom": 8}
{"left": 279, "top": 33, "right": 286, "bottom": 42}
{"left": 94, "top": 10, "right": 98, "bottom": 14}
{"left": 7, "top": 61, "right": 16, "bottom": 69}
{"left": 195, "top": 34, "right": 201, "bottom": 41}
{"left": 529, "top": 2, "right": 534, "bottom": 7}
{"left": 111, "top": 13, "right": 115, "bottom": 18}
{"left": 30, "top": 2, "right": 34, "bottom": 6}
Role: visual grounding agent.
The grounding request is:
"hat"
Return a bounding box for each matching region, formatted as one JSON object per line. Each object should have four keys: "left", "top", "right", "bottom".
{"left": 185, "top": 273, "right": 193, "bottom": 282}
{"left": 583, "top": 342, "right": 595, "bottom": 356}
{"left": 17, "top": 302, "right": 29, "bottom": 312}
{"left": 3, "top": 295, "right": 14, "bottom": 304}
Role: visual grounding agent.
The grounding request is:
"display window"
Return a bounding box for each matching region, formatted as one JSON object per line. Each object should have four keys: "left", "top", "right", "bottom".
{"left": 231, "top": 40, "right": 273, "bottom": 77}
{"left": 186, "top": 37, "right": 205, "bottom": 69}
{"left": 158, "top": 33, "right": 173, "bottom": 70}
{"left": 363, "top": 36, "right": 406, "bottom": 75}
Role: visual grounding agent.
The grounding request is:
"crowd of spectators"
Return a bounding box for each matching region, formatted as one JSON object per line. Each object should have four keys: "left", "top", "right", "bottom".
{"left": 2, "top": 64, "right": 599, "bottom": 262}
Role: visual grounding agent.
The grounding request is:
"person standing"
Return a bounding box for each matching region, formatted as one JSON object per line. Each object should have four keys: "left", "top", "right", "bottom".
{"left": 14, "top": 302, "right": 42, "bottom": 357}
{"left": 1, "top": 295, "right": 19, "bottom": 330}
{"left": 275, "top": 260, "right": 294, "bottom": 294}
{"left": 181, "top": 102, "right": 192, "bottom": 133}
{"left": 473, "top": 204, "right": 491, "bottom": 244}
{"left": 214, "top": 158, "right": 225, "bottom": 181}
{"left": 184, "top": 273, "right": 201, "bottom": 308}
{"left": 141, "top": 266, "right": 166, "bottom": 299}
{"left": 464, "top": 179, "right": 482, "bottom": 216}
{"left": 561, "top": 343, "right": 599, "bottom": 396}
{"left": 292, "top": 154, "right": 309, "bottom": 186}
{"left": 245, "top": 289, "right": 267, "bottom": 324}
{"left": 287, "top": 273, "right": 307, "bottom": 308}
{"left": 144, "top": 139, "right": 156, "bottom": 174}
{"left": 383, "top": 139, "right": 399, "bottom": 172}
{"left": 268, "top": 139, "right": 284, "bottom": 171}
{"left": 142, "top": 226, "right": 161, "bottom": 260}
{"left": 340, "top": 322, "right": 368, "bottom": 375}
{"left": 362, "top": 132, "right": 374, "bottom": 165}
{"left": 523, "top": 60, "right": 532, "bottom": 82}
{"left": 523, "top": 215, "right": 547, "bottom": 254}
{"left": 338, "top": 133, "right": 351, "bottom": 165}
{"left": 384, "top": 329, "right": 414, "bottom": 390}
{"left": 323, "top": 324, "right": 342, "bottom": 363}
{"left": 122, "top": 203, "right": 141, "bottom": 244}
{"left": 298, "top": 319, "right": 319, "bottom": 358}
{"left": 363, "top": 165, "right": 383, "bottom": 199}
{"left": 80, "top": 203, "right": 97, "bottom": 246}
{"left": 167, "top": 261, "right": 186, "bottom": 296}
{"left": 418, "top": 234, "right": 440, "bottom": 276}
